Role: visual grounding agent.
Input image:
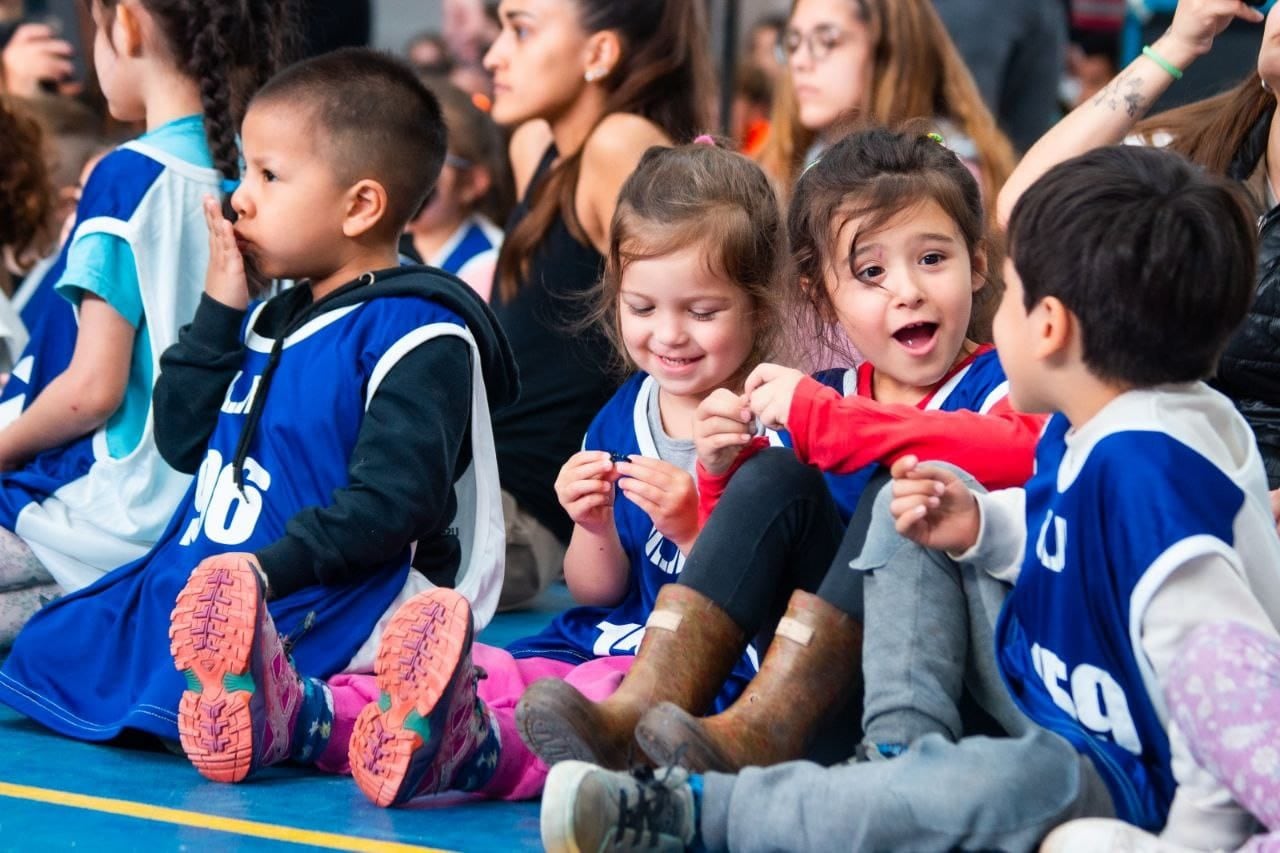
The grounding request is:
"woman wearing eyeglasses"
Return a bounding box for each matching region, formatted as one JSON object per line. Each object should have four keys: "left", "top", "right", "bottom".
{"left": 405, "top": 80, "right": 514, "bottom": 300}
{"left": 757, "top": 0, "right": 1015, "bottom": 208}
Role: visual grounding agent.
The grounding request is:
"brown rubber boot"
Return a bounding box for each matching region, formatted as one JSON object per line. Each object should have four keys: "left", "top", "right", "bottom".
{"left": 634, "top": 589, "right": 861, "bottom": 773}
{"left": 515, "top": 583, "right": 746, "bottom": 770}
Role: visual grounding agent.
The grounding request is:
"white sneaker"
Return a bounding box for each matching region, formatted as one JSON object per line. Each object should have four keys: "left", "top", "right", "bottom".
{"left": 1041, "top": 819, "right": 1196, "bottom": 853}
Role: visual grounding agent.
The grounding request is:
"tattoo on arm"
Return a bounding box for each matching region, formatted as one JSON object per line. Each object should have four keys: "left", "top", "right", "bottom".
{"left": 1091, "top": 70, "right": 1152, "bottom": 119}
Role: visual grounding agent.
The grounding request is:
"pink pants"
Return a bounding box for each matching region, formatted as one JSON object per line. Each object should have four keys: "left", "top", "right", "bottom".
{"left": 317, "top": 643, "right": 633, "bottom": 801}
{"left": 1166, "top": 621, "right": 1280, "bottom": 852}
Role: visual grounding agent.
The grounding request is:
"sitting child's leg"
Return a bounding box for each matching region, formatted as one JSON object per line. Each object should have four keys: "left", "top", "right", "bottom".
{"left": 1167, "top": 621, "right": 1280, "bottom": 835}
{"left": 169, "top": 555, "right": 334, "bottom": 782}
{"left": 542, "top": 727, "right": 1113, "bottom": 853}
{"left": 516, "top": 449, "right": 845, "bottom": 770}
{"left": 855, "top": 466, "right": 976, "bottom": 756}
{"left": 348, "top": 587, "right": 501, "bottom": 806}
{"left": 0, "top": 527, "right": 59, "bottom": 649}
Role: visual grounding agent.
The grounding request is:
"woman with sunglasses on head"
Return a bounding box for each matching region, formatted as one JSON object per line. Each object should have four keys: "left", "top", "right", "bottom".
{"left": 480, "top": 0, "right": 715, "bottom": 610}
{"left": 758, "top": 0, "right": 1015, "bottom": 206}
{"left": 406, "top": 79, "right": 514, "bottom": 300}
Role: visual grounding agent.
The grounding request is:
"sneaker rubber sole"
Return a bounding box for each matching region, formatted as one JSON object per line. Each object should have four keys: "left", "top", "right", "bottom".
{"left": 540, "top": 760, "right": 596, "bottom": 853}
{"left": 169, "top": 557, "right": 262, "bottom": 783}
{"left": 349, "top": 587, "right": 472, "bottom": 807}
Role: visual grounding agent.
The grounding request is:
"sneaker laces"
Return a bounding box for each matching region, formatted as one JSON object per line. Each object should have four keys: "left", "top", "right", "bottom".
{"left": 614, "top": 764, "right": 685, "bottom": 848}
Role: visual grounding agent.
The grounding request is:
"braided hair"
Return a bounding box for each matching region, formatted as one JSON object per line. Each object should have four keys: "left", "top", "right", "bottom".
{"left": 93, "top": 0, "right": 300, "bottom": 182}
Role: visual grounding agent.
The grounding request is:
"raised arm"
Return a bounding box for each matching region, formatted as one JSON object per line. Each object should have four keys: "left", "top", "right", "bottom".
{"left": 995, "top": 0, "right": 1265, "bottom": 226}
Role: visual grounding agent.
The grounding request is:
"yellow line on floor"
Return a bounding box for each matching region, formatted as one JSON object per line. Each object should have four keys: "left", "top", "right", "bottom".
{"left": 0, "top": 781, "right": 450, "bottom": 852}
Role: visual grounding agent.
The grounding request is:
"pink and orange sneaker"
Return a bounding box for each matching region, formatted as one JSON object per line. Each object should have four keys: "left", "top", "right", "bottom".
{"left": 169, "top": 555, "right": 303, "bottom": 783}
{"left": 349, "top": 587, "right": 500, "bottom": 807}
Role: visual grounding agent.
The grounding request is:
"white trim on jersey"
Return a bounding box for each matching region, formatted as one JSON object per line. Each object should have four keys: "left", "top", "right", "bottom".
{"left": 245, "top": 304, "right": 362, "bottom": 353}
{"left": 979, "top": 380, "right": 1009, "bottom": 414}
{"left": 1127, "top": 534, "right": 1243, "bottom": 725}
{"left": 925, "top": 362, "right": 973, "bottom": 411}
{"left": 120, "top": 140, "right": 221, "bottom": 183}
{"left": 363, "top": 321, "right": 505, "bottom": 633}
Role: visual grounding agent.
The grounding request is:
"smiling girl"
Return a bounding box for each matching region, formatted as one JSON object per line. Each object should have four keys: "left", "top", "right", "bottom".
{"left": 480, "top": 0, "right": 715, "bottom": 610}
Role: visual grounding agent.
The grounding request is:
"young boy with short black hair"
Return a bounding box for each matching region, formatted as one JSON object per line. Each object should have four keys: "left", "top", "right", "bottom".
{"left": 537, "top": 145, "right": 1280, "bottom": 853}
{"left": 0, "top": 47, "right": 516, "bottom": 785}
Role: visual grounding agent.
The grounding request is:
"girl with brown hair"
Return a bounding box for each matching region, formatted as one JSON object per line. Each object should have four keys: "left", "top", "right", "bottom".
{"left": 480, "top": 0, "right": 715, "bottom": 609}
{"left": 758, "top": 0, "right": 1016, "bottom": 206}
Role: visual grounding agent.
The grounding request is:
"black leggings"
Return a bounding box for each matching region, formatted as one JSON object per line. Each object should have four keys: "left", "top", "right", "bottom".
{"left": 679, "top": 448, "right": 867, "bottom": 635}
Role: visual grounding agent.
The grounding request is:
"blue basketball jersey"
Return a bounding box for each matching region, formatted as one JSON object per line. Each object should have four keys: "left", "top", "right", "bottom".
{"left": 995, "top": 410, "right": 1253, "bottom": 828}
{"left": 508, "top": 373, "right": 765, "bottom": 709}
{"left": 783, "top": 347, "right": 1011, "bottom": 520}
{"left": 0, "top": 294, "right": 481, "bottom": 742}
{"left": 0, "top": 141, "right": 219, "bottom": 589}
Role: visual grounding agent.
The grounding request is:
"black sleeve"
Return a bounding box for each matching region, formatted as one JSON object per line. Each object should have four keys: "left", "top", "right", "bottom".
{"left": 254, "top": 335, "right": 472, "bottom": 599}
{"left": 153, "top": 295, "right": 246, "bottom": 474}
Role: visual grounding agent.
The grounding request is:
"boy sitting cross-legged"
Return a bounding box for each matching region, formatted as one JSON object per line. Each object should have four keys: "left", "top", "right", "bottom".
{"left": 537, "top": 145, "right": 1280, "bottom": 852}
{"left": 0, "top": 48, "right": 515, "bottom": 784}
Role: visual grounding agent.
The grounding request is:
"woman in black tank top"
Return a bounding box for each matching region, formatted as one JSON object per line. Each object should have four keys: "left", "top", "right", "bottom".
{"left": 480, "top": 0, "right": 715, "bottom": 609}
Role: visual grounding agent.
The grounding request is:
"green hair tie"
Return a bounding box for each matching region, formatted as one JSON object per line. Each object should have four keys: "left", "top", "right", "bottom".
{"left": 926, "top": 132, "right": 946, "bottom": 146}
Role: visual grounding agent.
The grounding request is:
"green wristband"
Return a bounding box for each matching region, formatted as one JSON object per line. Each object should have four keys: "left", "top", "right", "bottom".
{"left": 1142, "top": 45, "right": 1184, "bottom": 81}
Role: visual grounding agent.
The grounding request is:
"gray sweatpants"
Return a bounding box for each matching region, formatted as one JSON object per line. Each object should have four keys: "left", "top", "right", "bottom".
{"left": 699, "top": 467, "right": 1115, "bottom": 852}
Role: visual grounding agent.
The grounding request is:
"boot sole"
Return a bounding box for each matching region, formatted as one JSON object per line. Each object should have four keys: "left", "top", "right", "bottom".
{"left": 635, "top": 702, "right": 736, "bottom": 773}
{"left": 169, "top": 557, "right": 261, "bottom": 783}
{"left": 539, "top": 760, "right": 596, "bottom": 853}
{"left": 514, "top": 681, "right": 630, "bottom": 770}
{"left": 349, "top": 588, "right": 472, "bottom": 807}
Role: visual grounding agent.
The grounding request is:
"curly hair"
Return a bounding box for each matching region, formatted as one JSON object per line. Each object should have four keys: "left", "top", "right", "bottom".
{"left": 0, "top": 97, "right": 55, "bottom": 267}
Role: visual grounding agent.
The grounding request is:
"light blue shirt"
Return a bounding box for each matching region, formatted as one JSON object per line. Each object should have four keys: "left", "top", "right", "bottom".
{"left": 56, "top": 115, "right": 214, "bottom": 459}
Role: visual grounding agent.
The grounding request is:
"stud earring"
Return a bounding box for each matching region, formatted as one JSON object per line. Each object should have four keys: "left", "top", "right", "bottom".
{"left": 585, "top": 68, "right": 602, "bottom": 83}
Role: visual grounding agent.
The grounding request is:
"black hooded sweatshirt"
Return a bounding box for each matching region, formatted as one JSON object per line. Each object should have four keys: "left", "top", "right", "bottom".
{"left": 152, "top": 265, "right": 518, "bottom": 599}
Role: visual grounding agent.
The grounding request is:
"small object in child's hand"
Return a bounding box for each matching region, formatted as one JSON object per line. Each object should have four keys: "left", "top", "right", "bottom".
{"left": 609, "top": 451, "right": 632, "bottom": 463}
{"left": 749, "top": 416, "right": 766, "bottom": 437}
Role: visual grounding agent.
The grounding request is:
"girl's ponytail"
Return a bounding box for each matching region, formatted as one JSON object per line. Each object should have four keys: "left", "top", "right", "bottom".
{"left": 187, "top": 3, "right": 239, "bottom": 181}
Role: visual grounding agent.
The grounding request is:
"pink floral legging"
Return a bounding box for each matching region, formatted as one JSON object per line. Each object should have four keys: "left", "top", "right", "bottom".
{"left": 1167, "top": 621, "right": 1280, "bottom": 852}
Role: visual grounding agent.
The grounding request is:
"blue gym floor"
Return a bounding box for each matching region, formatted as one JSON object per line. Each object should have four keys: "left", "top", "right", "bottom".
{"left": 0, "top": 585, "right": 577, "bottom": 852}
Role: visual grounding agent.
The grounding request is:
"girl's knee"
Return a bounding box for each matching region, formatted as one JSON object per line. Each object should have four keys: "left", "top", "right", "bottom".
{"left": 729, "top": 448, "right": 826, "bottom": 497}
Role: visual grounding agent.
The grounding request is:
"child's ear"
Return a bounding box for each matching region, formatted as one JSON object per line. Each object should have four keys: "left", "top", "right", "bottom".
{"left": 970, "top": 246, "right": 989, "bottom": 293}
{"left": 343, "top": 179, "right": 390, "bottom": 239}
{"left": 1031, "top": 296, "right": 1074, "bottom": 362}
{"left": 460, "top": 167, "right": 492, "bottom": 207}
{"left": 115, "top": 1, "right": 146, "bottom": 57}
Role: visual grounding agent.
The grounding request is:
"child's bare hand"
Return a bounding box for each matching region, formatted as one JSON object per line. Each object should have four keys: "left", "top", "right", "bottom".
{"left": 1163, "top": 0, "right": 1263, "bottom": 64}
{"left": 1270, "top": 487, "right": 1280, "bottom": 537}
{"left": 744, "top": 363, "right": 805, "bottom": 431}
{"left": 203, "top": 196, "right": 249, "bottom": 310}
{"left": 889, "top": 456, "right": 980, "bottom": 554}
{"left": 695, "top": 388, "right": 754, "bottom": 475}
{"left": 615, "top": 456, "right": 699, "bottom": 553}
{"left": 555, "top": 450, "right": 618, "bottom": 535}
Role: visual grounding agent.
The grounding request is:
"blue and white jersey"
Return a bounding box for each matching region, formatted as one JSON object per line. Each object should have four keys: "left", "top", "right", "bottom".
{"left": 429, "top": 214, "right": 503, "bottom": 284}
{"left": 0, "top": 140, "right": 218, "bottom": 589}
{"left": 995, "top": 385, "right": 1280, "bottom": 829}
{"left": 784, "top": 347, "right": 1010, "bottom": 520}
{"left": 508, "top": 373, "right": 771, "bottom": 709}
{"left": 0, "top": 292, "right": 507, "bottom": 741}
